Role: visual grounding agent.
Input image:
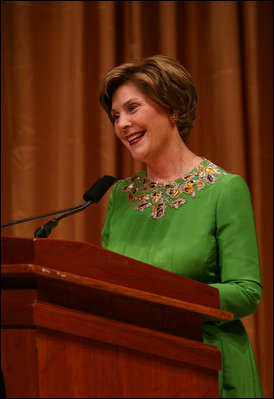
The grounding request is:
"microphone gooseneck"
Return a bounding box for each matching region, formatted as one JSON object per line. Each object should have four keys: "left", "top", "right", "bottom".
{"left": 34, "top": 175, "right": 117, "bottom": 238}
{"left": 1, "top": 203, "right": 85, "bottom": 228}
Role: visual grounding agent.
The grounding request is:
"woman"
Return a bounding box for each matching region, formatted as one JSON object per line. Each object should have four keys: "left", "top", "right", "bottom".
{"left": 99, "top": 55, "right": 263, "bottom": 398}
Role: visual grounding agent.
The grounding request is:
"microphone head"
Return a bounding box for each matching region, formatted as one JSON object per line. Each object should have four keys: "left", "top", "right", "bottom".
{"left": 83, "top": 175, "right": 117, "bottom": 203}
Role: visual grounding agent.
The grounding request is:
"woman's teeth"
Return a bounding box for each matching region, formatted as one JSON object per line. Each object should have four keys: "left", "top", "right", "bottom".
{"left": 128, "top": 131, "right": 146, "bottom": 143}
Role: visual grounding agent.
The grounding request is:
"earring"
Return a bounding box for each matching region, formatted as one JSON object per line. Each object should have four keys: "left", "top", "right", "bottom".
{"left": 171, "top": 115, "right": 177, "bottom": 125}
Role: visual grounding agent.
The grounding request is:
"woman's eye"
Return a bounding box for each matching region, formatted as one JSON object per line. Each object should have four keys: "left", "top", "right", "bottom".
{"left": 112, "top": 113, "right": 119, "bottom": 121}
{"left": 129, "top": 104, "right": 138, "bottom": 112}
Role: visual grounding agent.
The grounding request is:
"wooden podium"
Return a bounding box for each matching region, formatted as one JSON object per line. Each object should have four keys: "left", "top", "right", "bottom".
{"left": 1, "top": 236, "right": 233, "bottom": 398}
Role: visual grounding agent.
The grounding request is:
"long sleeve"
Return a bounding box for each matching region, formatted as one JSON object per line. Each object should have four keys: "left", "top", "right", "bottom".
{"left": 210, "top": 174, "right": 263, "bottom": 320}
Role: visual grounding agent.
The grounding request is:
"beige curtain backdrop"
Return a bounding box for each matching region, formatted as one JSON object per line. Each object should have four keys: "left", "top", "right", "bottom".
{"left": 1, "top": 1, "right": 273, "bottom": 397}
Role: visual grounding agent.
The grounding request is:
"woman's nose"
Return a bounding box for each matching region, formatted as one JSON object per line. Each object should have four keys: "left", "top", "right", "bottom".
{"left": 117, "top": 114, "right": 132, "bottom": 130}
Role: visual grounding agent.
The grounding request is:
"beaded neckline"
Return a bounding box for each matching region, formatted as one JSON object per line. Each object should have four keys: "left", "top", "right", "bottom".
{"left": 120, "top": 158, "right": 228, "bottom": 219}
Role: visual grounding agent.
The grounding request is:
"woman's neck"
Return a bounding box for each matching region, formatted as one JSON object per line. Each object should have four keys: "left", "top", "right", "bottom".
{"left": 146, "top": 141, "right": 202, "bottom": 183}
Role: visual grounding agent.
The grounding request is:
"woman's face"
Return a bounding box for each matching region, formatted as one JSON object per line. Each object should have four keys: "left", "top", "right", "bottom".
{"left": 111, "top": 81, "right": 174, "bottom": 164}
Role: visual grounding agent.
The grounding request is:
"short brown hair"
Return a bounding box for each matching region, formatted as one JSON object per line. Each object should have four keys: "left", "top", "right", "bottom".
{"left": 99, "top": 55, "right": 197, "bottom": 141}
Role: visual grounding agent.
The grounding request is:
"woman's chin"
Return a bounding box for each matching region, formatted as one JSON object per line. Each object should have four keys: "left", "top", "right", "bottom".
{"left": 129, "top": 148, "right": 148, "bottom": 163}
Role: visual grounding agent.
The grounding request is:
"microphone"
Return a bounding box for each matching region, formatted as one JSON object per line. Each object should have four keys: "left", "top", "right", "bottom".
{"left": 1, "top": 176, "right": 117, "bottom": 235}
{"left": 82, "top": 175, "right": 117, "bottom": 203}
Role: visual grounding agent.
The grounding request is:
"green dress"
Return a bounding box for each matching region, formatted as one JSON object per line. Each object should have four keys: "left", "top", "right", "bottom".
{"left": 101, "top": 158, "right": 264, "bottom": 398}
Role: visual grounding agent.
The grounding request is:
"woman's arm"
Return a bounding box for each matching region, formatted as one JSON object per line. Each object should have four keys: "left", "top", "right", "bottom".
{"left": 210, "top": 174, "right": 263, "bottom": 320}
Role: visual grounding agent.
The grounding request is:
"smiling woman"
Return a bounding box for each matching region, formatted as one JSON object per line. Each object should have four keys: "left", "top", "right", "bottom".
{"left": 99, "top": 55, "right": 264, "bottom": 398}
{"left": 100, "top": 55, "right": 201, "bottom": 182}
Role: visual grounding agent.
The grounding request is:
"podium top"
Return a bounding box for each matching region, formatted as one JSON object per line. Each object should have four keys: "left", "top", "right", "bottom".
{"left": 1, "top": 236, "right": 233, "bottom": 322}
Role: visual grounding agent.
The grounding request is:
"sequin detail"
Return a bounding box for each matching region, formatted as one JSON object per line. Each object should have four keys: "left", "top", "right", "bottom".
{"left": 120, "top": 159, "right": 228, "bottom": 219}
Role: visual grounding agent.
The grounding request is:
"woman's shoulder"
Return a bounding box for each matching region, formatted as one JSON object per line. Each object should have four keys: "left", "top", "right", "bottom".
{"left": 203, "top": 159, "right": 251, "bottom": 199}
{"left": 203, "top": 159, "right": 247, "bottom": 183}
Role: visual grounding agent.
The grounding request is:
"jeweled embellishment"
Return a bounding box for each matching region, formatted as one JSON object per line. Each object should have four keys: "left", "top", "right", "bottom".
{"left": 196, "top": 180, "right": 205, "bottom": 190}
{"left": 128, "top": 187, "right": 138, "bottom": 203}
{"left": 135, "top": 201, "right": 151, "bottom": 211}
{"left": 167, "top": 188, "right": 181, "bottom": 198}
{"left": 151, "top": 202, "right": 166, "bottom": 219}
{"left": 182, "top": 184, "right": 196, "bottom": 197}
{"left": 206, "top": 174, "right": 216, "bottom": 183}
{"left": 136, "top": 193, "right": 150, "bottom": 201}
{"left": 170, "top": 198, "right": 187, "bottom": 209}
{"left": 120, "top": 159, "right": 227, "bottom": 219}
{"left": 152, "top": 191, "right": 162, "bottom": 203}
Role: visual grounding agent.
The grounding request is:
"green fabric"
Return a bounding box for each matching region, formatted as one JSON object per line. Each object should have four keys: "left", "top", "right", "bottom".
{"left": 101, "top": 158, "right": 264, "bottom": 398}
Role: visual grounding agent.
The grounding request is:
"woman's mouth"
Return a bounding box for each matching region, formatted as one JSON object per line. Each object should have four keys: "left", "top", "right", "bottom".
{"left": 127, "top": 130, "right": 146, "bottom": 146}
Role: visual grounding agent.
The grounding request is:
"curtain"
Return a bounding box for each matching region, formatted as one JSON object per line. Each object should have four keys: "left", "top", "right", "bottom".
{"left": 1, "top": 1, "right": 273, "bottom": 396}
